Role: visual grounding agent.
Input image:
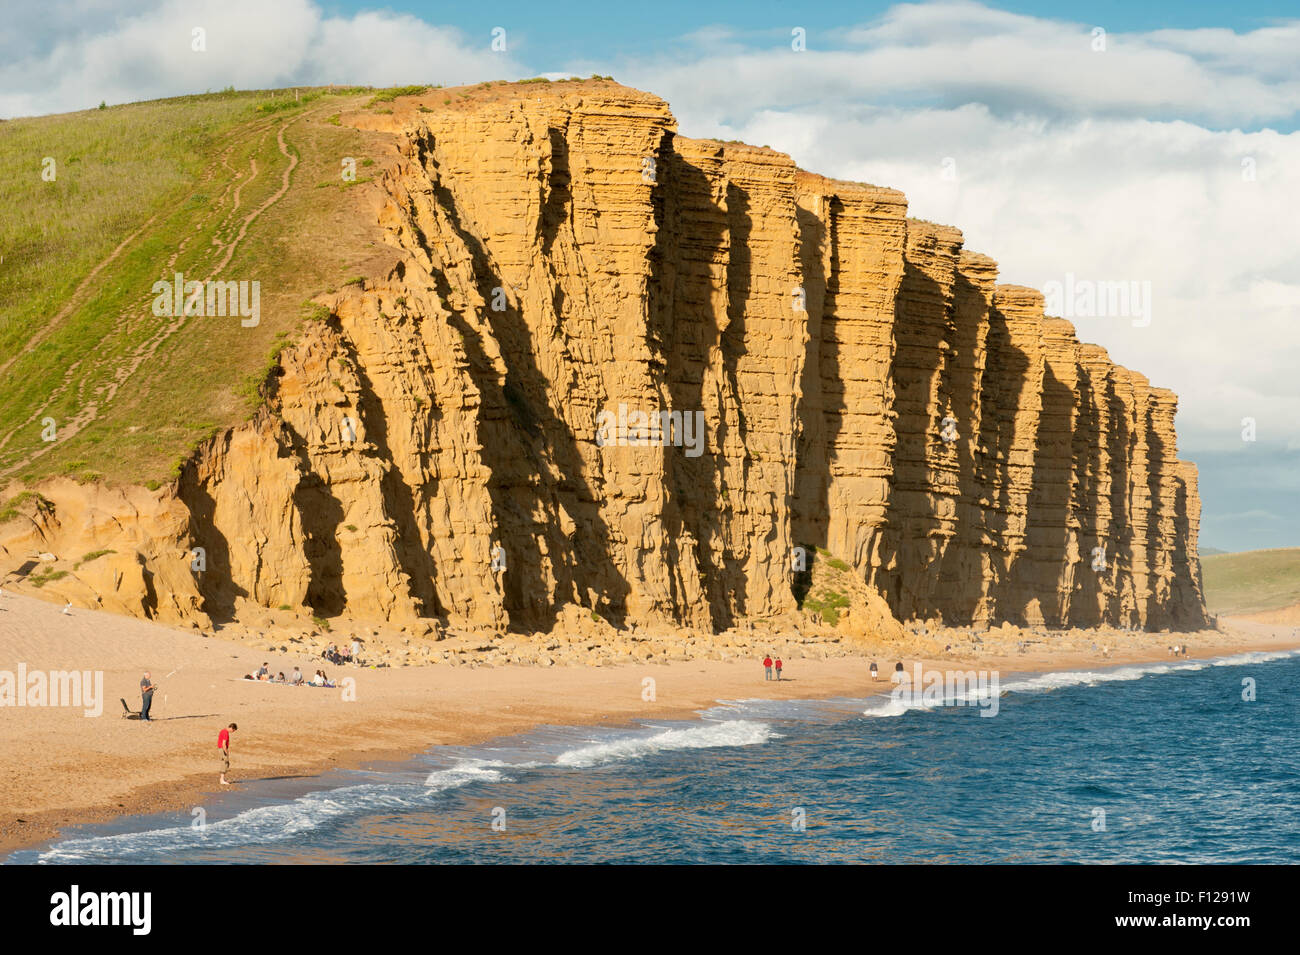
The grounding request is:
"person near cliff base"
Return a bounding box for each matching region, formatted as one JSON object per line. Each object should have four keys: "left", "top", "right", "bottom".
{"left": 763, "top": 655, "right": 773, "bottom": 680}
{"left": 870, "top": 661, "right": 879, "bottom": 681}
{"left": 892, "top": 662, "right": 906, "bottom": 685}
{"left": 775, "top": 657, "right": 783, "bottom": 680}
{"left": 139, "top": 672, "right": 157, "bottom": 722}
{"left": 218, "top": 723, "right": 237, "bottom": 786}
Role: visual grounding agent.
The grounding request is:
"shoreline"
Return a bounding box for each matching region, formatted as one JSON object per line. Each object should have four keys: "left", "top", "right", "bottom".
{"left": 3, "top": 592, "right": 1297, "bottom": 858}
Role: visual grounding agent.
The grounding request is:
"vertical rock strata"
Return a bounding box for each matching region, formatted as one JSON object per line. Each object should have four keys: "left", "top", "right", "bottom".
{"left": 936, "top": 251, "right": 997, "bottom": 622}
{"left": 792, "top": 175, "right": 908, "bottom": 582}
{"left": 882, "top": 221, "right": 964, "bottom": 618}
{"left": 7, "top": 85, "right": 1207, "bottom": 633}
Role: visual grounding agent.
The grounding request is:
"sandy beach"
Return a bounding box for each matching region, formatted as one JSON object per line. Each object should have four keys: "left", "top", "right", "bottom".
{"left": 2, "top": 590, "right": 1297, "bottom": 856}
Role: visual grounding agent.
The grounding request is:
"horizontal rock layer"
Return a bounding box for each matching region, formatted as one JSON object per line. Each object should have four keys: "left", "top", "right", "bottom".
{"left": 2, "top": 85, "right": 1208, "bottom": 632}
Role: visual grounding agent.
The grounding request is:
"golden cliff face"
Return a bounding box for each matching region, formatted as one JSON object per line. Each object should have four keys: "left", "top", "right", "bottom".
{"left": 2, "top": 84, "right": 1208, "bottom": 633}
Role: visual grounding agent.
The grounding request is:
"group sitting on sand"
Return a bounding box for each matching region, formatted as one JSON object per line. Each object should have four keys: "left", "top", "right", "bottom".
{"left": 241, "top": 663, "right": 334, "bottom": 687}
{"left": 322, "top": 639, "right": 363, "bottom": 666}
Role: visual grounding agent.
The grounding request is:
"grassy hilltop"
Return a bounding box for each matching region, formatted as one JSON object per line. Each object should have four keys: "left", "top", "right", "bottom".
{"left": 1201, "top": 548, "right": 1300, "bottom": 616}
{"left": 0, "top": 85, "right": 405, "bottom": 488}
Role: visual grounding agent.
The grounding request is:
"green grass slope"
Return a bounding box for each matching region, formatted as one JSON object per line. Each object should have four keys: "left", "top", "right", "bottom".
{"left": 0, "top": 86, "right": 407, "bottom": 488}
{"left": 1201, "top": 548, "right": 1300, "bottom": 616}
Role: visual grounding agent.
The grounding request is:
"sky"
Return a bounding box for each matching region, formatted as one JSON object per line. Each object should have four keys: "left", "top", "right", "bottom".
{"left": 5, "top": 0, "right": 1297, "bottom": 552}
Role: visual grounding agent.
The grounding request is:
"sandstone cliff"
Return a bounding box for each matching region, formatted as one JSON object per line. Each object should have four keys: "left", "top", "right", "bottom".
{"left": 0, "top": 83, "right": 1208, "bottom": 634}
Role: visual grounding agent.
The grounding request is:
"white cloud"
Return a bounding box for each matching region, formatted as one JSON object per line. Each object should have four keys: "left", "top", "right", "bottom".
{"left": 601, "top": 4, "right": 1300, "bottom": 461}
{"left": 0, "top": 0, "right": 521, "bottom": 118}
{"left": 611, "top": 1, "right": 1300, "bottom": 127}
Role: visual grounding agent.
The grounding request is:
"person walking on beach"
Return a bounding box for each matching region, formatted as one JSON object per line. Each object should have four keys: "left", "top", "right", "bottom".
{"left": 870, "top": 661, "right": 879, "bottom": 682}
{"left": 218, "top": 723, "right": 237, "bottom": 786}
{"left": 892, "top": 661, "right": 906, "bottom": 685}
{"left": 351, "top": 638, "right": 362, "bottom": 665}
{"left": 139, "top": 672, "right": 157, "bottom": 722}
{"left": 775, "top": 657, "right": 783, "bottom": 680}
{"left": 763, "top": 655, "right": 773, "bottom": 680}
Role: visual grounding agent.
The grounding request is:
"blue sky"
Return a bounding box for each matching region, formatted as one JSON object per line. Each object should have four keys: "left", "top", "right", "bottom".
{"left": 6, "top": 1, "right": 1298, "bottom": 552}
{"left": 314, "top": 1, "right": 1299, "bottom": 63}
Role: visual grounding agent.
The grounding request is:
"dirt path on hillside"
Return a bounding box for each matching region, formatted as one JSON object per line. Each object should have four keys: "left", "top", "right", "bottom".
{"left": 0, "top": 216, "right": 160, "bottom": 382}
{"left": 0, "top": 111, "right": 317, "bottom": 481}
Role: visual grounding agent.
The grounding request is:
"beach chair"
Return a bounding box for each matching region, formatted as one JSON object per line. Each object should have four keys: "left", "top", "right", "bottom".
{"left": 120, "top": 698, "right": 142, "bottom": 720}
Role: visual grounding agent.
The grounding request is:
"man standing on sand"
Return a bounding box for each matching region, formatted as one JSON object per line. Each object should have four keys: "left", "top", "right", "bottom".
{"left": 140, "top": 672, "right": 157, "bottom": 722}
{"left": 218, "top": 723, "right": 237, "bottom": 786}
{"left": 763, "top": 654, "right": 773, "bottom": 680}
{"left": 775, "top": 657, "right": 783, "bottom": 680}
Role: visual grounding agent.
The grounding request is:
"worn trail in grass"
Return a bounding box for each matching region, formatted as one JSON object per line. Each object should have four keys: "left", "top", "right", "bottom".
{"left": 0, "top": 87, "right": 402, "bottom": 488}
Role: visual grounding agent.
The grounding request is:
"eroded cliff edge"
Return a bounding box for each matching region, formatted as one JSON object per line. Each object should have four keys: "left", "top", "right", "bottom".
{"left": 1, "top": 84, "right": 1209, "bottom": 634}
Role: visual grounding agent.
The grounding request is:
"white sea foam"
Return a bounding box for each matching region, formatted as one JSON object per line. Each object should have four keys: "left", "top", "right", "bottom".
{"left": 39, "top": 762, "right": 512, "bottom": 862}
{"left": 554, "top": 719, "right": 777, "bottom": 768}
{"left": 422, "top": 759, "right": 510, "bottom": 791}
{"left": 859, "top": 647, "right": 1300, "bottom": 716}
{"left": 32, "top": 723, "right": 775, "bottom": 860}
{"left": 700, "top": 697, "right": 864, "bottom": 722}
{"left": 37, "top": 780, "right": 433, "bottom": 863}
{"left": 1209, "top": 649, "right": 1300, "bottom": 667}
{"left": 861, "top": 681, "right": 999, "bottom": 718}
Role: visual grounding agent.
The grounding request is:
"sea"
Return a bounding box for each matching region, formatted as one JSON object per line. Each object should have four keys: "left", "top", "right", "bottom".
{"left": 9, "top": 649, "right": 1299, "bottom": 864}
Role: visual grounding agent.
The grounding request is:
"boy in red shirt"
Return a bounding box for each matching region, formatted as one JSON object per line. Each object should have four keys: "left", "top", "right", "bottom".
{"left": 763, "top": 655, "right": 773, "bottom": 680}
{"left": 218, "top": 723, "right": 237, "bottom": 786}
{"left": 775, "top": 657, "right": 783, "bottom": 680}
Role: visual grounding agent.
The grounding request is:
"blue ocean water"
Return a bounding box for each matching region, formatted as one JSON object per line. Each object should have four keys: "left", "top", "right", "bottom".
{"left": 11, "top": 649, "right": 1300, "bottom": 864}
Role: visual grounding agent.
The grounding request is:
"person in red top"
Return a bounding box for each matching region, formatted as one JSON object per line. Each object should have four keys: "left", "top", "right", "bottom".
{"left": 763, "top": 655, "right": 773, "bottom": 681}
{"left": 218, "top": 723, "right": 237, "bottom": 786}
{"left": 774, "top": 657, "right": 783, "bottom": 680}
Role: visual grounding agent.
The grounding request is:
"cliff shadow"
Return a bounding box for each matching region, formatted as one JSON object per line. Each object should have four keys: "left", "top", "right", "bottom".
{"left": 281, "top": 421, "right": 347, "bottom": 618}
{"left": 790, "top": 197, "right": 836, "bottom": 620}
{"left": 936, "top": 270, "right": 990, "bottom": 625}
{"left": 792, "top": 201, "right": 830, "bottom": 561}
{"left": 1018, "top": 363, "right": 1076, "bottom": 627}
{"left": 884, "top": 260, "right": 951, "bottom": 620}
{"left": 976, "top": 306, "right": 1029, "bottom": 623}
{"left": 717, "top": 179, "right": 754, "bottom": 623}
{"left": 178, "top": 461, "right": 245, "bottom": 623}
{"left": 1145, "top": 424, "right": 1169, "bottom": 629}
{"left": 334, "top": 320, "right": 442, "bottom": 618}
{"left": 651, "top": 148, "right": 733, "bottom": 630}
{"left": 1068, "top": 368, "right": 1104, "bottom": 627}
{"left": 429, "top": 152, "right": 630, "bottom": 632}
{"left": 1105, "top": 388, "right": 1140, "bottom": 628}
{"left": 1169, "top": 472, "right": 1205, "bottom": 628}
